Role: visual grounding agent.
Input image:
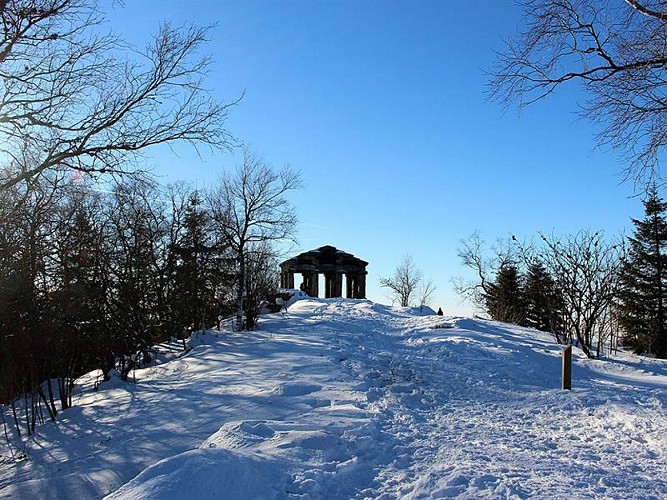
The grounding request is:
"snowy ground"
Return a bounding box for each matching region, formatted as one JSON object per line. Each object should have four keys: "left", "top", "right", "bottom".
{"left": 1, "top": 298, "right": 666, "bottom": 499}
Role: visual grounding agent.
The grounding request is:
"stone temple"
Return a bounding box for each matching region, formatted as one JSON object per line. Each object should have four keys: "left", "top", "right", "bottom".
{"left": 280, "top": 245, "right": 368, "bottom": 299}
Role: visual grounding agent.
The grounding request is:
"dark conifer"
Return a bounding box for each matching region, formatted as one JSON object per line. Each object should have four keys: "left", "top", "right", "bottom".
{"left": 617, "top": 186, "right": 667, "bottom": 358}
{"left": 170, "top": 192, "right": 213, "bottom": 333}
{"left": 484, "top": 262, "right": 526, "bottom": 324}
{"left": 523, "top": 262, "right": 563, "bottom": 334}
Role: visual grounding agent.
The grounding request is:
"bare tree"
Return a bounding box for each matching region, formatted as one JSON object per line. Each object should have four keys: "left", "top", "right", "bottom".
{"left": 537, "top": 231, "right": 624, "bottom": 358}
{"left": 380, "top": 255, "right": 423, "bottom": 307}
{"left": 453, "top": 231, "right": 493, "bottom": 310}
{"left": 453, "top": 231, "right": 518, "bottom": 312}
{"left": 0, "top": 171, "right": 70, "bottom": 434}
{"left": 417, "top": 279, "right": 437, "bottom": 313}
{"left": 208, "top": 151, "right": 300, "bottom": 330}
{"left": 0, "top": 0, "right": 236, "bottom": 192}
{"left": 490, "top": 0, "right": 667, "bottom": 181}
{"left": 243, "top": 241, "right": 280, "bottom": 329}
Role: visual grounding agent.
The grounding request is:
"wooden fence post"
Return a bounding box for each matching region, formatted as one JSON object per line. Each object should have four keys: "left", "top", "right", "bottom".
{"left": 562, "top": 345, "right": 572, "bottom": 390}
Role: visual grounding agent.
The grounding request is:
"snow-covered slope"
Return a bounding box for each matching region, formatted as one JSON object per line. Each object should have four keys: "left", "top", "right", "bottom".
{"left": 1, "top": 298, "right": 666, "bottom": 499}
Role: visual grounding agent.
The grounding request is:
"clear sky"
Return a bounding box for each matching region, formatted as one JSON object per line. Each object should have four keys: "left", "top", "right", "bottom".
{"left": 102, "top": 0, "right": 641, "bottom": 315}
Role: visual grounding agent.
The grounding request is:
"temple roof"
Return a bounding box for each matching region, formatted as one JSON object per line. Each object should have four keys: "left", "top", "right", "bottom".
{"left": 280, "top": 245, "right": 368, "bottom": 272}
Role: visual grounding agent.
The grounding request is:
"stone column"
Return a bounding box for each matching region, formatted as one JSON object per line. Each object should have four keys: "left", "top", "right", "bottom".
{"left": 346, "top": 273, "right": 354, "bottom": 298}
{"left": 351, "top": 273, "right": 362, "bottom": 298}
{"left": 333, "top": 272, "right": 343, "bottom": 298}
{"left": 281, "top": 270, "right": 294, "bottom": 289}
{"left": 324, "top": 273, "right": 333, "bottom": 298}
{"left": 301, "top": 272, "right": 309, "bottom": 295}
{"left": 357, "top": 273, "right": 367, "bottom": 299}
{"left": 303, "top": 271, "right": 319, "bottom": 297}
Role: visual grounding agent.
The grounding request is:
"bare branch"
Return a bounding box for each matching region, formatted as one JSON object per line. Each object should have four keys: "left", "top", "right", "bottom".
{"left": 624, "top": 0, "right": 667, "bottom": 20}
{"left": 0, "top": 1, "right": 237, "bottom": 192}
{"left": 490, "top": 0, "right": 667, "bottom": 181}
{"left": 207, "top": 149, "right": 301, "bottom": 329}
{"left": 380, "top": 255, "right": 423, "bottom": 307}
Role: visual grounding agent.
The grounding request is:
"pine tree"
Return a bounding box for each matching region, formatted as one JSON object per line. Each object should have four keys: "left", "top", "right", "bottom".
{"left": 617, "top": 186, "right": 667, "bottom": 358}
{"left": 523, "top": 262, "right": 563, "bottom": 334}
{"left": 485, "top": 262, "right": 525, "bottom": 324}
{"left": 168, "top": 191, "right": 227, "bottom": 336}
{"left": 50, "top": 186, "right": 109, "bottom": 409}
{"left": 106, "top": 179, "right": 168, "bottom": 379}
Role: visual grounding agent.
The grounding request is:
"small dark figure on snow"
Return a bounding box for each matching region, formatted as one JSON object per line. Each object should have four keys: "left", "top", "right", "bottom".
{"left": 437, "top": 307, "right": 443, "bottom": 316}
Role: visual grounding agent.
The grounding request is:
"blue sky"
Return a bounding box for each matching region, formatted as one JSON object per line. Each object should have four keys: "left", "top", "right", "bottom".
{"left": 104, "top": 0, "right": 641, "bottom": 315}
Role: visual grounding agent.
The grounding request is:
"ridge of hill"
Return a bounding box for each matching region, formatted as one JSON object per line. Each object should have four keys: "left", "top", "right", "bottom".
{"left": 1, "top": 298, "right": 666, "bottom": 499}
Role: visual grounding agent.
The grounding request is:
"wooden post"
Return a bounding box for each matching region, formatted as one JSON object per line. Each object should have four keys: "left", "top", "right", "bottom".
{"left": 562, "top": 345, "right": 572, "bottom": 390}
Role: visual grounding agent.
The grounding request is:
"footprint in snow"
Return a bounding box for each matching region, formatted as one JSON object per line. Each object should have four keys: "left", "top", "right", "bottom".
{"left": 275, "top": 382, "right": 321, "bottom": 397}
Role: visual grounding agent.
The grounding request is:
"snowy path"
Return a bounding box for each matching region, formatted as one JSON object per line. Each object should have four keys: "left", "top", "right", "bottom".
{"left": 1, "top": 298, "right": 666, "bottom": 499}
{"left": 280, "top": 300, "right": 667, "bottom": 498}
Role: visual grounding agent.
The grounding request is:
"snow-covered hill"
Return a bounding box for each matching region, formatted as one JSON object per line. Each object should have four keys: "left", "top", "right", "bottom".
{"left": 1, "top": 298, "right": 666, "bottom": 499}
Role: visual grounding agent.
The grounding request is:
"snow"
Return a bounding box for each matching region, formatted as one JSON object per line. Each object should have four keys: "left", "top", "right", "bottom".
{"left": 1, "top": 297, "right": 666, "bottom": 499}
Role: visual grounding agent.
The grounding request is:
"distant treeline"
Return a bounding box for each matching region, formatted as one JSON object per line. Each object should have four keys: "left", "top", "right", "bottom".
{"left": 457, "top": 187, "right": 667, "bottom": 361}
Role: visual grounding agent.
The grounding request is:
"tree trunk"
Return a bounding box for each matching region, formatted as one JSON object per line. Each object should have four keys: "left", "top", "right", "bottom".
{"left": 236, "top": 249, "right": 245, "bottom": 331}
{"left": 42, "top": 381, "right": 57, "bottom": 421}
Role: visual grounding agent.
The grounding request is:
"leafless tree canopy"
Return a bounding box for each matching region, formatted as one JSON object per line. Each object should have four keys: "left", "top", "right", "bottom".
{"left": 456, "top": 229, "right": 623, "bottom": 357}
{"left": 453, "top": 231, "right": 517, "bottom": 311}
{"left": 417, "top": 279, "right": 437, "bottom": 311}
{"left": 490, "top": 0, "right": 667, "bottom": 181}
{"left": 537, "top": 230, "right": 623, "bottom": 358}
{"left": 0, "top": 0, "right": 236, "bottom": 191}
{"left": 208, "top": 150, "right": 301, "bottom": 329}
{"left": 380, "top": 255, "right": 424, "bottom": 308}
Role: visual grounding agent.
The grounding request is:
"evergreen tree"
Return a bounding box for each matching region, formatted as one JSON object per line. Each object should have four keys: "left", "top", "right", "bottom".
{"left": 168, "top": 191, "right": 229, "bottom": 336}
{"left": 106, "top": 180, "right": 168, "bottom": 379}
{"left": 617, "top": 186, "right": 667, "bottom": 358}
{"left": 49, "top": 186, "right": 110, "bottom": 409}
{"left": 485, "top": 262, "right": 525, "bottom": 324}
{"left": 523, "top": 262, "right": 563, "bottom": 334}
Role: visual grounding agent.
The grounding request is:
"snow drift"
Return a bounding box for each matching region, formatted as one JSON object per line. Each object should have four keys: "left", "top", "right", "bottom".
{"left": 1, "top": 298, "right": 666, "bottom": 499}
